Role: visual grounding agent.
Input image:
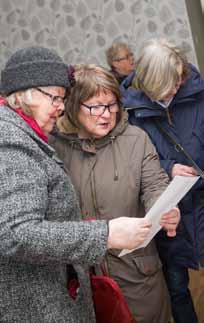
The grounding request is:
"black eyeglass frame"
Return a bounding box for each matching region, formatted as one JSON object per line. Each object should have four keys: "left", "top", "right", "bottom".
{"left": 81, "top": 101, "right": 119, "bottom": 116}
{"left": 36, "top": 87, "right": 65, "bottom": 106}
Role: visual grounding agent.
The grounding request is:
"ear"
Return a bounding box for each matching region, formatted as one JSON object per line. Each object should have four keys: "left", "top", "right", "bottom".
{"left": 14, "top": 91, "right": 23, "bottom": 105}
{"left": 111, "top": 61, "right": 120, "bottom": 70}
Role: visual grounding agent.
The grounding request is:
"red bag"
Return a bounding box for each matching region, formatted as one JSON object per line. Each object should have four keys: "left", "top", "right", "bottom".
{"left": 68, "top": 218, "right": 137, "bottom": 322}
{"left": 68, "top": 272, "right": 137, "bottom": 323}
{"left": 91, "top": 273, "right": 137, "bottom": 323}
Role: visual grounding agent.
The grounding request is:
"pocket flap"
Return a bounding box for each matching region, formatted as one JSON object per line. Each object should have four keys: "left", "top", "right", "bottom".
{"left": 133, "top": 255, "right": 162, "bottom": 276}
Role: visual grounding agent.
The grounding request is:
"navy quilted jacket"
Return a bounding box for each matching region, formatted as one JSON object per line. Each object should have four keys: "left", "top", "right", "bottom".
{"left": 121, "top": 66, "right": 204, "bottom": 269}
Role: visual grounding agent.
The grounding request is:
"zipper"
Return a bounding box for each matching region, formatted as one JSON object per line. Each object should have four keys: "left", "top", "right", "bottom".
{"left": 166, "top": 107, "right": 173, "bottom": 125}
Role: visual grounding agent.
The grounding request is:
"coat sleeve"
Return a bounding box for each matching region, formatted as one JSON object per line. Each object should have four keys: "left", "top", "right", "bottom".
{"left": 0, "top": 125, "right": 108, "bottom": 266}
{"left": 128, "top": 113, "right": 177, "bottom": 178}
{"left": 140, "top": 133, "right": 170, "bottom": 211}
{"left": 159, "top": 159, "right": 175, "bottom": 178}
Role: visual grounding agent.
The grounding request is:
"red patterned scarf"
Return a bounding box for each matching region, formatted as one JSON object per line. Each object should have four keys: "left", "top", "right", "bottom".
{"left": 0, "top": 98, "right": 48, "bottom": 142}
{"left": 15, "top": 108, "right": 48, "bottom": 142}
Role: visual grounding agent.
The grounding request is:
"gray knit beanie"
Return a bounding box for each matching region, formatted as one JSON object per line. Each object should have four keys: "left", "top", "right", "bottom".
{"left": 1, "top": 46, "right": 70, "bottom": 95}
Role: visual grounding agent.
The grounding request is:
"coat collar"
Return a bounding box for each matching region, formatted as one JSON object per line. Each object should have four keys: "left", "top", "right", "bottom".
{"left": 54, "top": 110, "right": 129, "bottom": 152}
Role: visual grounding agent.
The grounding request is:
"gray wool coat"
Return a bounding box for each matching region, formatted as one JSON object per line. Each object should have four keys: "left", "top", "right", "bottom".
{"left": 0, "top": 104, "right": 108, "bottom": 323}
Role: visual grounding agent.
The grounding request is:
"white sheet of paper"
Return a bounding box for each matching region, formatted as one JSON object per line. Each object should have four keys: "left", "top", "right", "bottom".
{"left": 119, "top": 175, "right": 199, "bottom": 257}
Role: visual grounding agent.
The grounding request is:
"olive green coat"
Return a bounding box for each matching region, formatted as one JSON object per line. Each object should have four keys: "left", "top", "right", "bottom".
{"left": 49, "top": 112, "right": 171, "bottom": 323}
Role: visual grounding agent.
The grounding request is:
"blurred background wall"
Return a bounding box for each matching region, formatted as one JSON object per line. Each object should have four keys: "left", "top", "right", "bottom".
{"left": 186, "top": 0, "right": 204, "bottom": 74}
{"left": 0, "top": 0, "right": 202, "bottom": 72}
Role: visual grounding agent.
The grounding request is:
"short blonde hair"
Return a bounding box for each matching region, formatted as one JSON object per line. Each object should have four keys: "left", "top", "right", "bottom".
{"left": 134, "top": 38, "right": 190, "bottom": 101}
{"left": 106, "top": 42, "right": 131, "bottom": 67}
{"left": 65, "top": 64, "right": 122, "bottom": 128}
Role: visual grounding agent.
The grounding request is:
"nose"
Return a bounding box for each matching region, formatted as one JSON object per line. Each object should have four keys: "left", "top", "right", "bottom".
{"left": 172, "top": 88, "right": 178, "bottom": 96}
{"left": 167, "top": 87, "right": 178, "bottom": 99}
{"left": 53, "top": 102, "right": 65, "bottom": 115}
{"left": 101, "top": 107, "right": 111, "bottom": 117}
{"left": 55, "top": 101, "right": 65, "bottom": 113}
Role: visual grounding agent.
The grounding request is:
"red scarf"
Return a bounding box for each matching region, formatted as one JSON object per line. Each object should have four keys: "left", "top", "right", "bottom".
{"left": 0, "top": 97, "right": 6, "bottom": 105}
{"left": 15, "top": 108, "right": 48, "bottom": 142}
{"left": 0, "top": 97, "right": 48, "bottom": 143}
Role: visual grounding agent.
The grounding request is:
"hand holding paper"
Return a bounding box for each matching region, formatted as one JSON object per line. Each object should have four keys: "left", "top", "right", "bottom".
{"left": 159, "top": 207, "right": 180, "bottom": 237}
{"left": 107, "top": 217, "right": 152, "bottom": 250}
{"left": 119, "top": 175, "right": 199, "bottom": 257}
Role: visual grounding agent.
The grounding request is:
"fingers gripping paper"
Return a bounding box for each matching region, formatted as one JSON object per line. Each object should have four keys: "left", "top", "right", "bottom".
{"left": 119, "top": 176, "right": 199, "bottom": 257}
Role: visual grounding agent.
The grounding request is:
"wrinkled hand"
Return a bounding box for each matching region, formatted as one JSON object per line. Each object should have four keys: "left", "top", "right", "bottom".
{"left": 171, "top": 163, "right": 197, "bottom": 178}
{"left": 107, "top": 217, "right": 152, "bottom": 250}
{"left": 160, "top": 207, "right": 180, "bottom": 237}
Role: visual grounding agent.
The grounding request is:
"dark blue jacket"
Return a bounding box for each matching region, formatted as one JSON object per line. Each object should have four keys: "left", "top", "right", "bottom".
{"left": 121, "top": 66, "right": 204, "bottom": 269}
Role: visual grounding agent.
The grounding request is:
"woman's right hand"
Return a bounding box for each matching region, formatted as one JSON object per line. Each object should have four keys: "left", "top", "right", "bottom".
{"left": 107, "top": 217, "right": 152, "bottom": 250}
{"left": 171, "top": 163, "right": 197, "bottom": 178}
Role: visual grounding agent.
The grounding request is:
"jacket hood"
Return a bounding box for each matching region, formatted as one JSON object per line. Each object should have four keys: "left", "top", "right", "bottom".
{"left": 177, "top": 64, "right": 204, "bottom": 99}
{"left": 121, "top": 64, "right": 204, "bottom": 118}
{"left": 55, "top": 110, "right": 129, "bottom": 151}
{"left": 51, "top": 110, "right": 129, "bottom": 182}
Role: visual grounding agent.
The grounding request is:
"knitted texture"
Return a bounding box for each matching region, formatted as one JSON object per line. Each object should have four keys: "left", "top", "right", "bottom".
{"left": 1, "top": 46, "right": 70, "bottom": 95}
{"left": 0, "top": 105, "right": 108, "bottom": 322}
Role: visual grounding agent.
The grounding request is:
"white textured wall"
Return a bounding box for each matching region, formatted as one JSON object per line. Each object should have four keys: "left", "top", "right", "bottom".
{"left": 0, "top": 0, "right": 198, "bottom": 70}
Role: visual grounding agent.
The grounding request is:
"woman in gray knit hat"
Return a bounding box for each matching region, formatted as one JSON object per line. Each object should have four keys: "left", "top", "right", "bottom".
{"left": 0, "top": 46, "right": 159, "bottom": 323}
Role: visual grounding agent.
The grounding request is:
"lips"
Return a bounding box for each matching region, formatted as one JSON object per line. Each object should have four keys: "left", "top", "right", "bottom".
{"left": 98, "top": 122, "right": 109, "bottom": 127}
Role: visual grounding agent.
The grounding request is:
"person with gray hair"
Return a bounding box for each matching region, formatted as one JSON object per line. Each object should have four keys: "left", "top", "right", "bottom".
{"left": 0, "top": 46, "right": 161, "bottom": 323}
{"left": 106, "top": 41, "right": 135, "bottom": 84}
{"left": 121, "top": 38, "right": 204, "bottom": 323}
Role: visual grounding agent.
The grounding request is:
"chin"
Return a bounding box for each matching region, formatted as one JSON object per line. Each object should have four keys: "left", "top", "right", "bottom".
{"left": 44, "top": 125, "right": 54, "bottom": 133}
{"left": 97, "top": 130, "right": 110, "bottom": 138}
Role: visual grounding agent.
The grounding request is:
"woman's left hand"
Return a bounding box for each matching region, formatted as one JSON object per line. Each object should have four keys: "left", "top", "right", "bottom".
{"left": 160, "top": 207, "right": 180, "bottom": 237}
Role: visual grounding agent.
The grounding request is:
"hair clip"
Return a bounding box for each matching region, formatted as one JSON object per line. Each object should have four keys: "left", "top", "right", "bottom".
{"left": 67, "top": 65, "right": 76, "bottom": 87}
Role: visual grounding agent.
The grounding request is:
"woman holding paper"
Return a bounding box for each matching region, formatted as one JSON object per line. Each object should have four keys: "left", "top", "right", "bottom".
{"left": 120, "top": 38, "right": 204, "bottom": 323}
{"left": 49, "top": 64, "right": 180, "bottom": 323}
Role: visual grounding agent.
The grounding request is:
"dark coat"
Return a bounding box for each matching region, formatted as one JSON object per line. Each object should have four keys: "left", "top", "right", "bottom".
{"left": 0, "top": 105, "right": 108, "bottom": 323}
{"left": 49, "top": 112, "right": 171, "bottom": 323}
{"left": 121, "top": 65, "right": 204, "bottom": 269}
{"left": 110, "top": 69, "right": 136, "bottom": 85}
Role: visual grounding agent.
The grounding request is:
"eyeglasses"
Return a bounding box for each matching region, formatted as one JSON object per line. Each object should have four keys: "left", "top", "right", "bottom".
{"left": 114, "top": 52, "right": 134, "bottom": 62}
{"left": 81, "top": 101, "right": 119, "bottom": 116}
{"left": 36, "top": 88, "right": 65, "bottom": 107}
